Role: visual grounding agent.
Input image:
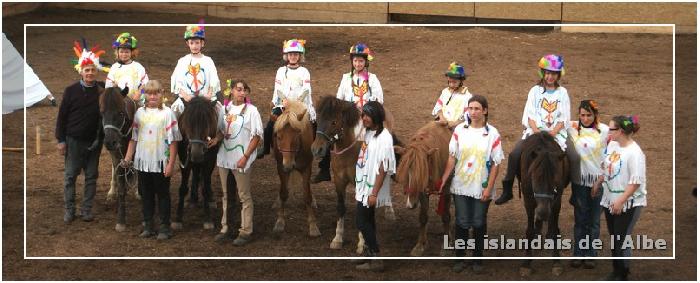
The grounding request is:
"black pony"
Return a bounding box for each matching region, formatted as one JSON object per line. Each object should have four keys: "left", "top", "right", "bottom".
{"left": 100, "top": 86, "right": 138, "bottom": 232}
{"left": 518, "top": 132, "right": 570, "bottom": 277}
{"left": 172, "top": 96, "right": 221, "bottom": 231}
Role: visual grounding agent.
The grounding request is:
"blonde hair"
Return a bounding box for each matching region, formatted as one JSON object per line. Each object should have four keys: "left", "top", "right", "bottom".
{"left": 113, "top": 48, "right": 139, "bottom": 61}
{"left": 143, "top": 80, "right": 164, "bottom": 109}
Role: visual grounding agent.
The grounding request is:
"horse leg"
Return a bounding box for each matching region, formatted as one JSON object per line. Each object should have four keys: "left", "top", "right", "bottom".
{"left": 330, "top": 179, "right": 347, "bottom": 249}
{"left": 107, "top": 165, "right": 117, "bottom": 202}
{"left": 172, "top": 167, "right": 190, "bottom": 230}
{"left": 188, "top": 166, "right": 200, "bottom": 208}
{"left": 356, "top": 231, "right": 366, "bottom": 255}
{"left": 520, "top": 202, "right": 536, "bottom": 277}
{"left": 115, "top": 166, "right": 127, "bottom": 232}
{"left": 201, "top": 168, "right": 214, "bottom": 230}
{"left": 303, "top": 168, "right": 321, "bottom": 237}
{"left": 439, "top": 193, "right": 453, "bottom": 257}
{"left": 411, "top": 193, "right": 429, "bottom": 257}
{"left": 273, "top": 172, "right": 289, "bottom": 234}
{"left": 550, "top": 198, "right": 563, "bottom": 276}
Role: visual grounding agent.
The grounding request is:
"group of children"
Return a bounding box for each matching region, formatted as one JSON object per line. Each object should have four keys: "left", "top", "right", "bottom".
{"left": 70, "top": 23, "right": 647, "bottom": 279}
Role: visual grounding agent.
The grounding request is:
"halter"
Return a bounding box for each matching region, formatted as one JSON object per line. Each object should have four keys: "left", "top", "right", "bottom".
{"left": 533, "top": 187, "right": 558, "bottom": 200}
{"left": 102, "top": 99, "right": 136, "bottom": 138}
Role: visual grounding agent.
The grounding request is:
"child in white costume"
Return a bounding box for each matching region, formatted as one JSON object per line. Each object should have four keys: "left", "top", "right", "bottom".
{"left": 212, "top": 80, "right": 263, "bottom": 246}
{"left": 260, "top": 39, "right": 315, "bottom": 158}
{"left": 592, "top": 115, "right": 646, "bottom": 281}
{"left": 353, "top": 101, "right": 395, "bottom": 272}
{"left": 336, "top": 43, "right": 383, "bottom": 110}
{"left": 439, "top": 95, "right": 503, "bottom": 273}
{"left": 170, "top": 21, "right": 221, "bottom": 117}
{"left": 432, "top": 62, "right": 472, "bottom": 128}
{"left": 106, "top": 32, "right": 149, "bottom": 104}
{"left": 122, "top": 80, "right": 181, "bottom": 241}
{"left": 495, "top": 54, "right": 572, "bottom": 205}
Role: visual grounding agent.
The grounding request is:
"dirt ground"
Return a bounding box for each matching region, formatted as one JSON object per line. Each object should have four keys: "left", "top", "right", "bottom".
{"left": 3, "top": 7, "right": 696, "bottom": 281}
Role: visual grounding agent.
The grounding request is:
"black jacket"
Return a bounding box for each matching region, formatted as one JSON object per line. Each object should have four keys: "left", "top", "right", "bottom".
{"left": 55, "top": 81, "right": 105, "bottom": 142}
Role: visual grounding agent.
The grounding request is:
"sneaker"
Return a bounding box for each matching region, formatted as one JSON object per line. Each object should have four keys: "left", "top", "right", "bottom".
{"left": 570, "top": 259, "right": 583, "bottom": 268}
{"left": 312, "top": 169, "right": 331, "bottom": 184}
{"left": 139, "top": 229, "right": 155, "bottom": 238}
{"left": 81, "top": 210, "right": 94, "bottom": 222}
{"left": 232, "top": 234, "right": 252, "bottom": 246}
{"left": 50, "top": 98, "right": 57, "bottom": 107}
{"left": 63, "top": 210, "right": 75, "bottom": 224}
{"left": 215, "top": 232, "right": 233, "bottom": 243}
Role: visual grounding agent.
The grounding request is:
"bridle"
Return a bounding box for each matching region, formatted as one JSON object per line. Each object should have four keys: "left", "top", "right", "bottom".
{"left": 316, "top": 123, "right": 357, "bottom": 155}
{"left": 533, "top": 187, "right": 558, "bottom": 200}
{"left": 276, "top": 134, "right": 301, "bottom": 153}
{"left": 102, "top": 99, "right": 136, "bottom": 139}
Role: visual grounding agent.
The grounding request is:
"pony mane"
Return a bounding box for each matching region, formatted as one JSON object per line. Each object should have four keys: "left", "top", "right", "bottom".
{"left": 100, "top": 87, "right": 125, "bottom": 113}
{"left": 396, "top": 121, "right": 452, "bottom": 194}
{"left": 274, "top": 100, "right": 311, "bottom": 133}
{"left": 317, "top": 95, "right": 359, "bottom": 128}
{"left": 522, "top": 132, "right": 562, "bottom": 190}
{"left": 180, "top": 96, "right": 217, "bottom": 139}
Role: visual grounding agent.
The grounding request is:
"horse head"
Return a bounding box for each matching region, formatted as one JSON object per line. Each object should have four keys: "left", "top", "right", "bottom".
{"left": 100, "top": 86, "right": 134, "bottom": 152}
{"left": 522, "top": 133, "right": 569, "bottom": 223}
{"left": 312, "top": 96, "right": 359, "bottom": 157}
{"left": 180, "top": 96, "right": 218, "bottom": 164}
{"left": 274, "top": 100, "right": 312, "bottom": 173}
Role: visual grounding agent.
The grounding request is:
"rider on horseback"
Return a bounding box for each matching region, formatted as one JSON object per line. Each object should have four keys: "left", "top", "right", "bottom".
{"left": 106, "top": 32, "right": 149, "bottom": 105}
{"left": 432, "top": 62, "right": 473, "bottom": 129}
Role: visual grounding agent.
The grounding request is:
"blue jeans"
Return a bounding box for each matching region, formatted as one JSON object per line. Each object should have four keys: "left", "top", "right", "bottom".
{"left": 571, "top": 183, "right": 602, "bottom": 257}
{"left": 63, "top": 137, "right": 101, "bottom": 213}
{"left": 453, "top": 194, "right": 490, "bottom": 257}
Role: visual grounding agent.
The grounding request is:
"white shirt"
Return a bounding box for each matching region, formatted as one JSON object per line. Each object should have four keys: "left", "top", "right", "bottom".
{"left": 170, "top": 54, "right": 221, "bottom": 99}
{"left": 131, "top": 106, "right": 182, "bottom": 173}
{"left": 432, "top": 87, "right": 472, "bottom": 122}
{"left": 521, "top": 85, "right": 571, "bottom": 150}
{"left": 272, "top": 66, "right": 316, "bottom": 121}
{"left": 600, "top": 141, "right": 647, "bottom": 213}
{"left": 106, "top": 61, "right": 149, "bottom": 102}
{"left": 568, "top": 121, "right": 610, "bottom": 186}
{"left": 448, "top": 123, "right": 505, "bottom": 198}
{"left": 355, "top": 129, "right": 396, "bottom": 208}
{"left": 216, "top": 103, "right": 264, "bottom": 173}
{"left": 336, "top": 72, "right": 383, "bottom": 109}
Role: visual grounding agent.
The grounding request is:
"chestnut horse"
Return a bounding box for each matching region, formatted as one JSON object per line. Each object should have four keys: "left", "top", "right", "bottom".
{"left": 100, "top": 86, "right": 138, "bottom": 232}
{"left": 311, "top": 96, "right": 399, "bottom": 253}
{"left": 273, "top": 100, "right": 319, "bottom": 237}
{"left": 518, "top": 132, "right": 570, "bottom": 277}
{"left": 394, "top": 121, "right": 453, "bottom": 256}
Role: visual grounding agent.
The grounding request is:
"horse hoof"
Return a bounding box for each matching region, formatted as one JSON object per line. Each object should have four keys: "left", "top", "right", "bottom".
{"left": 115, "top": 223, "right": 126, "bottom": 232}
{"left": 171, "top": 222, "right": 183, "bottom": 230}
{"left": 106, "top": 194, "right": 115, "bottom": 203}
{"left": 203, "top": 222, "right": 214, "bottom": 230}
{"left": 273, "top": 220, "right": 285, "bottom": 233}
{"left": 133, "top": 192, "right": 141, "bottom": 201}
{"left": 552, "top": 265, "right": 564, "bottom": 276}
{"left": 519, "top": 267, "right": 532, "bottom": 277}
{"left": 330, "top": 240, "right": 343, "bottom": 250}
{"left": 309, "top": 226, "right": 321, "bottom": 238}
{"left": 410, "top": 246, "right": 425, "bottom": 257}
{"left": 356, "top": 245, "right": 364, "bottom": 255}
{"left": 384, "top": 207, "right": 396, "bottom": 221}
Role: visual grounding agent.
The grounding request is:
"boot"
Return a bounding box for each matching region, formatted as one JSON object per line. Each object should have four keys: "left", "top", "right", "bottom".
{"left": 63, "top": 209, "right": 75, "bottom": 224}
{"left": 355, "top": 250, "right": 384, "bottom": 272}
{"left": 313, "top": 151, "right": 332, "bottom": 184}
{"left": 471, "top": 226, "right": 485, "bottom": 274}
{"left": 157, "top": 224, "right": 172, "bottom": 240}
{"left": 257, "top": 120, "right": 274, "bottom": 159}
{"left": 494, "top": 179, "right": 514, "bottom": 205}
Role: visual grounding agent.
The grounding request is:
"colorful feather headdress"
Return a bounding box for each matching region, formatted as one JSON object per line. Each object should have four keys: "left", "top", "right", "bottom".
{"left": 71, "top": 38, "right": 109, "bottom": 73}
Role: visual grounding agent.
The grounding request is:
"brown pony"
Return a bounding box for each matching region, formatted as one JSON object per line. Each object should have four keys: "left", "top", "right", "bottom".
{"left": 99, "top": 86, "right": 138, "bottom": 232}
{"left": 273, "top": 100, "right": 319, "bottom": 237}
{"left": 312, "top": 96, "right": 400, "bottom": 252}
{"left": 518, "top": 132, "right": 570, "bottom": 277}
{"left": 394, "top": 120, "right": 453, "bottom": 256}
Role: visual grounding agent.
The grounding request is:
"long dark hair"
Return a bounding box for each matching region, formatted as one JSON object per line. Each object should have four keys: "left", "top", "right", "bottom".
{"left": 362, "top": 101, "right": 385, "bottom": 137}
{"left": 576, "top": 99, "right": 600, "bottom": 133}
{"left": 464, "top": 94, "right": 490, "bottom": 135}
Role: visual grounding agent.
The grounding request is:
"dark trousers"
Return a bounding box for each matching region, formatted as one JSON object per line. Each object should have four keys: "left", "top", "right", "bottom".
{"left": 318, "top": 148, "right": 331, "bottom": 170}
{"left": 453, "top": 194, "right": 490, "bottom": 257}
{"left": 572, "top": 183, "right": 603, "bottom": 257}
{"left": 63, "top": 136, "right": 101, "bottom": 213}
{"left": 139, "top": 170, "right": 172, "bottom": 226}
{"left": 356, "top": 201, "right": 379, "bottom": 253}
{"left": 604, "top": 206, "right": 642, "bottom": 276}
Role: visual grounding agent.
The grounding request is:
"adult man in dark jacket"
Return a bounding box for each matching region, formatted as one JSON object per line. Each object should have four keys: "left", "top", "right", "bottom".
{"left": 56, "top": 62, "right": 105, "bottom": 223}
